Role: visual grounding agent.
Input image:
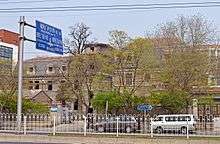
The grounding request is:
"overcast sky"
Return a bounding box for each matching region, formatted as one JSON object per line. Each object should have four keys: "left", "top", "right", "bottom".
{"left": 0, "top": 0, "right": 219, "bottom": 59}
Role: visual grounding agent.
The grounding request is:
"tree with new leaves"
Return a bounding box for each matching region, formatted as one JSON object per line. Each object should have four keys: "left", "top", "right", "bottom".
{"left": 91, "top": 35, "right": 159, "bottom": 113}
{"left": 0, "top": 60, "right": 48, "bottom": 113}
{"left": 57, "top": 53, "right": 108, "bottom": 113}
{"left": 148, "top": 14, "right": 216, "bottom": 112}
{"left": 105, "top": 36, "right": 159, "bottom": 95}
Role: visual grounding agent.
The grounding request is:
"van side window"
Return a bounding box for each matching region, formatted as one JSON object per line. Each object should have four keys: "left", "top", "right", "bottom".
{"left": 165, "top": 116, "right": 177, "bottom": 122}
{"left": 178, "top": 116, "right": 191, "bottom": 121}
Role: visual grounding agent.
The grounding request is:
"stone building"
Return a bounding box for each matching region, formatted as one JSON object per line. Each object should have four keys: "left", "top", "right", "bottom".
{"left": 23, "top": 43, "right": 111, "bottom": 113}
{"left": 23, "top": 56, "right": 70, "bottom": 105}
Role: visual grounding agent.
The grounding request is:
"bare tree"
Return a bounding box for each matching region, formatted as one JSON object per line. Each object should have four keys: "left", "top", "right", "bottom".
{"left": 152, "top": 14, "right": 216, "bottom": 51}
{"left": 109, "top": 30, "right": 131, "bottom": 49}
{"left": 65, "top": 22, "right": 92, "bottom": 55}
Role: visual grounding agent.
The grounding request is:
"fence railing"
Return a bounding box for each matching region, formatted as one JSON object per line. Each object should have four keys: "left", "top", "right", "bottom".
{"left": 0, "top": 113, "right": 220, "bottom": 138}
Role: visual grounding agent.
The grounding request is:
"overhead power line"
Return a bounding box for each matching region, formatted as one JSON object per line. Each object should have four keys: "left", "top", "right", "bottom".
{"left": 1, "top": 1, "right": 220, "bottom": 10}
{"left": 0, "top": 4, "right": 220, "bottom": 13}
{"left": 0, "top": 0, "right": 69, "bottom": 4}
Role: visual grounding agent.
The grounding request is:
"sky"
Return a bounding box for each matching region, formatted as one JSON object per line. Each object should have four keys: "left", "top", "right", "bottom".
{"left": 0, "top": 0, "right": 220, "bottom": 59}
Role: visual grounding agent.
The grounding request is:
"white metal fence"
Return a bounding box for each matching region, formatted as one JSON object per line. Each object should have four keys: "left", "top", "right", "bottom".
{"left": 0, "top": 113, "right": 220, "bottom": 138}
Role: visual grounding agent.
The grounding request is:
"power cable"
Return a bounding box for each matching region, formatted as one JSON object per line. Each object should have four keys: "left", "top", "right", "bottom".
{"left": 0, "top": 1, "right": 220, "bottom": 10}
{"left": 0, "top": 4, "right": 220, "bottom": 13}
{"left": 0, "top": 0, "right": 69, "bottom": 4}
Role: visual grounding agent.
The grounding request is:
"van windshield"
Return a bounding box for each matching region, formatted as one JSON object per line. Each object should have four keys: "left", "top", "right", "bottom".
{"left": 154, "top": 117, "right": 163, "bottom": 121}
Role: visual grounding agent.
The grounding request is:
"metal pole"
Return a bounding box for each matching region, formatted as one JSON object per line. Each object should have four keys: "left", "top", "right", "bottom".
{"left": 53, "top": 114, "right": 56, "bottom": 136}
{"left": 186, "top": 118, "right": 189, "bottom": 139}
{"left": 150, "top": 117, "right": 153, "bottom": 138}
{"left": 24, "top": 115, "right": 27, "bottom": 135}
{"left": 83, "top": 115, "right": 87, "bottom": 136}
{"left": 116, "top": 116, "right": 119, "bottom": 137}
{"left": 17, "top": 16, "right": 25, "bottom": 132}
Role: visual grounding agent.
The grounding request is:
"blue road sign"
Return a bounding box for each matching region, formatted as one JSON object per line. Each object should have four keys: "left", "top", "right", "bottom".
{"left": 36, "top": 20, "right": 63, "bottom": 55}
{"left": 137, "top": 104, "right": 153, "bottom": 112}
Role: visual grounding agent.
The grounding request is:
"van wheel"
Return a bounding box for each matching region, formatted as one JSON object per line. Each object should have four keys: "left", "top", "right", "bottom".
{"left": 181, "top": 127, "right": 187, "bottom": 134}
{"left": 156, "top": 127, "right": 163, "bottom": 134}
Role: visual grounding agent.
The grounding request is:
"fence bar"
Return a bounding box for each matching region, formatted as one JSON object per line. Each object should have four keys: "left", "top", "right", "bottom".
{"left": 187, "top": 118, "right": 189, "bottom": 139}
{"left": 150, "top": 117, "right": 153, "bottom": 138}
{"left": 116, "top": 116, "right": 119, "bottom": 137}
{"left": 83, "top": 115, "right": 87, "bottom": 136}
{"left": 53, "top": 114, "right": 56, "bottom": 136}
{"left": 24, "top": 116, "right": 27, "bottom": 135}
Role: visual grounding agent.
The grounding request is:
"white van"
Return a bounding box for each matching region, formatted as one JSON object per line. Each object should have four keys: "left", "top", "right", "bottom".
{"left": 151, "top": 114, "right": 196, "bottom": 134}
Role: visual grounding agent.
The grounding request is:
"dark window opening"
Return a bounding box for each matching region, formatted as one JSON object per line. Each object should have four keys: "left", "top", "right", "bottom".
{"left": 48, "top": 66, "right": 53, "bottom": 72}
{"left": 74, "top": 100, "right": 79, "bottom": 110}
{"left": 29, "top": 67, "right": 34, "bottom": 72}
{"left": 48, "top": 81, "right": 53, "bottom": 91}
{"left": 35, "top": 84, "right": 39, "bottom": 90}
{"left": 90, "top": 47, "right": 95, "bottom": 52}
{"left": 35, "top": 81, "right": 39, "bottom": 83}
{"left": 62, "top": 66, "right": 67, "bottom": 71}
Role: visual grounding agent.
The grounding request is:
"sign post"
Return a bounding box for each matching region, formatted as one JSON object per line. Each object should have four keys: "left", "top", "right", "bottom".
{"left": 137, "top": 104, "right": 153, "bottom": 133}
{"left": 17, "top": 17, "right": 63, "bottom": 133}
{"left": 17, "top": 16, "right": 25, "bottom": 132}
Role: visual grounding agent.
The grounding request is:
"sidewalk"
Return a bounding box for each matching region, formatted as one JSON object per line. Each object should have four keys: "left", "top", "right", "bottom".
{"left": 0, "top": 134, "right": 220, "bottom": 144}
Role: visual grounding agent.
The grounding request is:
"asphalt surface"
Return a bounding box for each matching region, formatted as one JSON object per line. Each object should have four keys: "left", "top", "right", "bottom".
{"left": 0, "top": 143, "right": 67, "bottom": 144}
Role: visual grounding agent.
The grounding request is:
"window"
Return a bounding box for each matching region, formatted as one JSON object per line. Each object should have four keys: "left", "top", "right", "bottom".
{"left": 125, "top": 73, "right": 133, "bottom": 86}
{"left": 47, "top": 81, "right": 53, "bottom": 91}
{"left": 35, "top": 84, "right": 39, "bottom": 90}
{"left": 62, "top": 65, "right": 67, "bottom": 71}
{"left": 29, "top": 67, "right": 34, "bottom": 73}
{"left": 74, "top": 99, "right": 79, "bottom": 110}
{"left": 48, "top": 66, "right": 53, "bottom": 72}
{"left": 90, "top": 47, "right": 95, "bottom": 52}
{"left": 177, "top": 116, "right": 191, "bottom": 122}
{"left": 35, "top": 81, "right": 39, "bottom": 83}
{"left": 165, "top": 116, "right": 177, "bottom": 122}
{"left": 34, "top": 81, "right": 39, "bottom": 90}
{"left": 0, "top": 45, "right": 13, "bottom": 60}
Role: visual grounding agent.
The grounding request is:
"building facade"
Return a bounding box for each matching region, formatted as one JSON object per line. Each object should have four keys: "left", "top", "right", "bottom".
{"left": 0, "top": 29, "right": 19, "bottom": 68}
{"left": 23, "top": 56, "right": 70, "bottom": 105}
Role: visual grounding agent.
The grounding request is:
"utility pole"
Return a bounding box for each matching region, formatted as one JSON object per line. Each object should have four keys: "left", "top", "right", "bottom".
{"left": 17, "top": 16, "right": 25, "bottom": 132}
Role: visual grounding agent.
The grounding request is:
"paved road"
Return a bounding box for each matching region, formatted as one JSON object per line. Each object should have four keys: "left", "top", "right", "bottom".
{"left": 0, "top": 142, "right": 65, "bottom": 144}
